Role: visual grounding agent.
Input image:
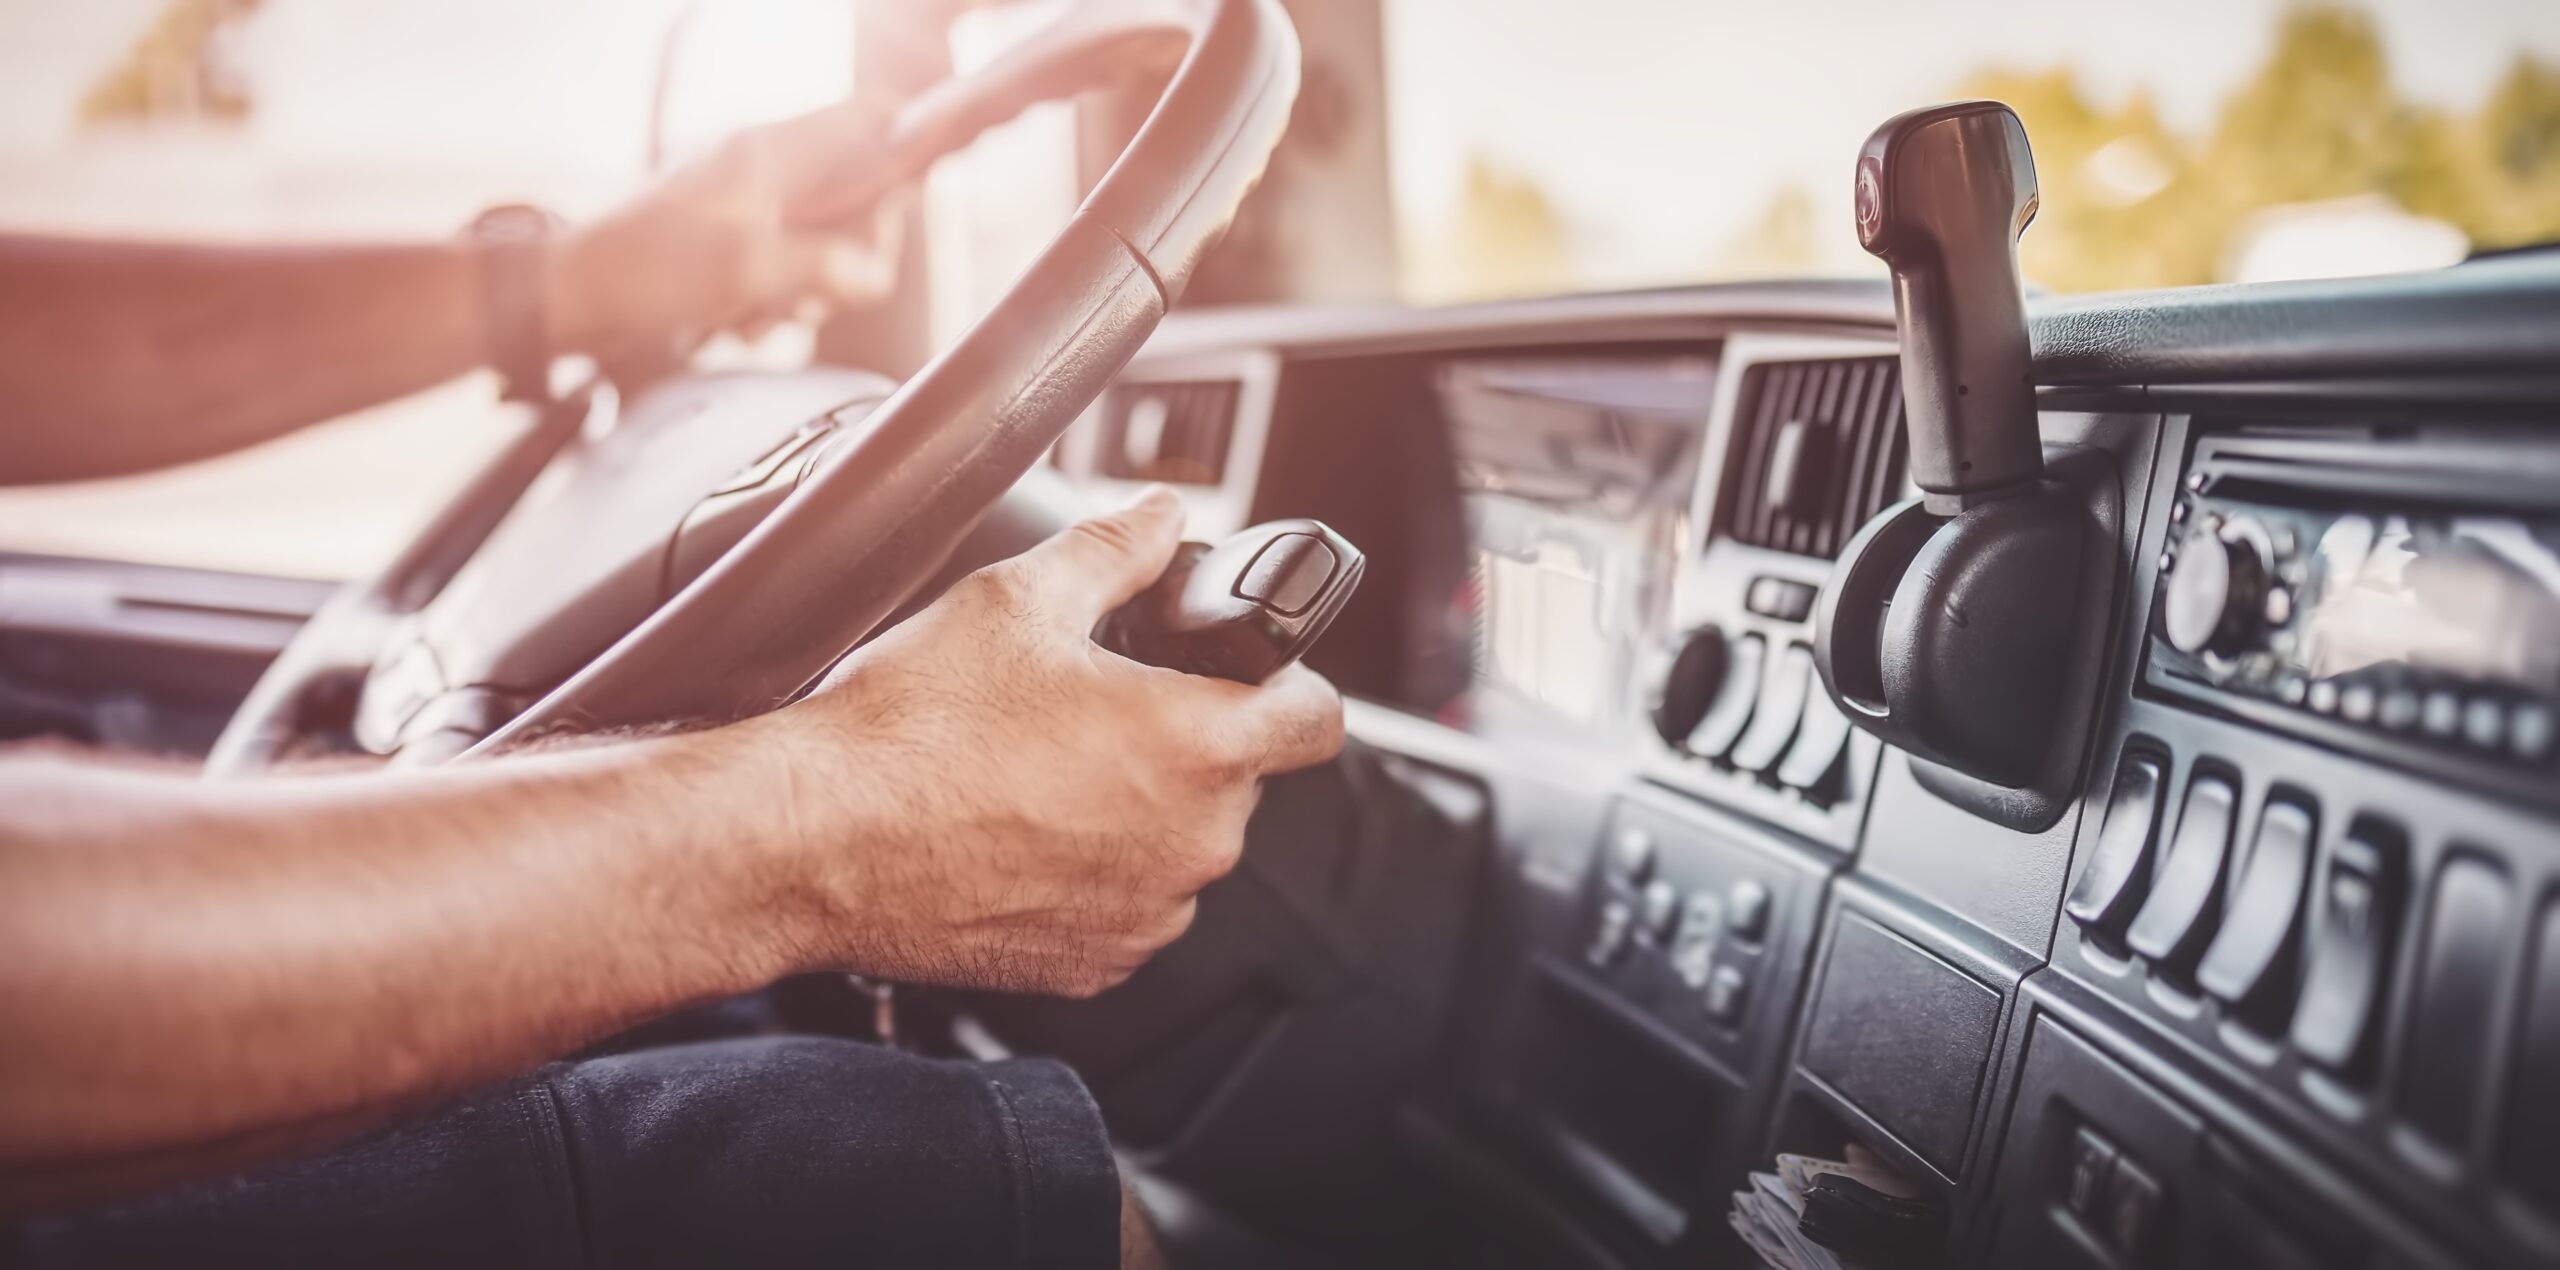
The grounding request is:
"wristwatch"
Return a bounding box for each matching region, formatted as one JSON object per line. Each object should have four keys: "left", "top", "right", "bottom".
{"left": 464, "top": 203, "right": 561, "bottom": 404}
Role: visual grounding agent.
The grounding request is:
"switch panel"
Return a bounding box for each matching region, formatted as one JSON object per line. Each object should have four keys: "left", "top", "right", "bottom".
{"left": 2198, "top": 798, "right": 2316, "bottom": 1022}
{"left": 2288, "top": 824, "right": 2404, "bottom": 1074}
{"left": 2126, "top": 775, "right": 2239, "bottom": 975}
{"left": 2065, "top": 752, "right": 2168, "bottom": 940}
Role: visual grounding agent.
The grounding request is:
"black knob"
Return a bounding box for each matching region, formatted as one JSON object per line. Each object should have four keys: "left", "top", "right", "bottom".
{"left": 1653, "top": 627, "right": 1730, "bottom": 747}
{"left": 1096, "top": 518, "right": 1365, "bottom": 684}
{"left": 2161, "top": 522, "right": 2266, "bottom": 657}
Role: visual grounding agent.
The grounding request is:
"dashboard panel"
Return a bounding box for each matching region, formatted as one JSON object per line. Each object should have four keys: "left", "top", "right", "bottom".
{"left": 1039, "top": 257, "right": 2560, "bottom": 1270}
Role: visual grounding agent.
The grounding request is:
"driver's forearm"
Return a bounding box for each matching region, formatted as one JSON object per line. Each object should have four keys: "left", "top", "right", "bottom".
{"left": 0, "top": 234, "right": 485, "bottom": 485}
{"left": 0, "top": 727, "right": 832, "bottom": 1205}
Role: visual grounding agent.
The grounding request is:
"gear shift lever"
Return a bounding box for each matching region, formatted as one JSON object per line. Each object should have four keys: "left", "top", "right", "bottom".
{"left": 1814, "top": 101, "right": 2120, "bottom": 829}
{"left": 1853, "top": 101, "right": 2042, "bottom": 506}
{"left": 1098, "top": 518, "right": 1364, "bottom": 684}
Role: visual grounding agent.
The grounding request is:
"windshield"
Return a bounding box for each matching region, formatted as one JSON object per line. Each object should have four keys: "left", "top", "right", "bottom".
{"left": 5, "top": 1, "right": 2554, "bottom": 301}
{"left": 0, "top": 0, "right": 2552, "bottom": 582}
{"left": 1385, "top": 0, "right": 2560, "bottom": 300}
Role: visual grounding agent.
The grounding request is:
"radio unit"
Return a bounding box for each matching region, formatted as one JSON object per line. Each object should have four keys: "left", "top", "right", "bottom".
{"left": 2148, "top": 431, "right": 2560, "bottom": 802}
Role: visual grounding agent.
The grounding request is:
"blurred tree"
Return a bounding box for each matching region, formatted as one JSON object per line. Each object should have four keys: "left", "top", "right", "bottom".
{"left": 1957, "top": 67, "right": 2213, "bottom": 290}
{"left": 1944, "top": 6, "right": 2560, "bottom": 291}
{"left": 80, "top": 0, "right": 265, "bottom": 127}
{"left": 1709, "top": 183, "right": 1819, "bottom": 279}
{"left": 1410, "top": 154, "right": 1572, "bottom": 301}
{"left": 2201, "top": 7, "right": 2398, "bottom": 209}
{"left": 2469, "top": 58, "right": 2560, "bottom": 248}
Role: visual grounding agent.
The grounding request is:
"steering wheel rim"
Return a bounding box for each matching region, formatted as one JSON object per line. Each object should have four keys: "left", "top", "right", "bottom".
{"left": 206, "top": 0, "right": 1299, "bottom": 775}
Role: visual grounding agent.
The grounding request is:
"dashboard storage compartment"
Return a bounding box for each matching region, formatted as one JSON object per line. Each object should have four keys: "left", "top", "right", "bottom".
{"left": 1797, "top": 914, "right": 2003, "bottom": 1178}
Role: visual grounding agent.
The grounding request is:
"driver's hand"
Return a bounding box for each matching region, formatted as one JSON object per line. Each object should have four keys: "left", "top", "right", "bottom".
{"left": 544, "top": 96, "right": 913, "bottom": 371}
{"left": 752, "top": 487, "right": 1346, "bottom": 998}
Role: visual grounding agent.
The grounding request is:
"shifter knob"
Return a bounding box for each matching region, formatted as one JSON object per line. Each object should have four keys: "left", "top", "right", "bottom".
{"left": 1816, "top": 101, "right": 2116, "bottom": 829}
{"left": 1097, "top": 518, "right": 1364, "bottom": 684}
{"left": 1855, "top": 100, "right": 2042, "bottom": 504}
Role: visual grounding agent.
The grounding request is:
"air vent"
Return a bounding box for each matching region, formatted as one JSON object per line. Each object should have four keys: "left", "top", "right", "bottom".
{"left": 1715, "top": 357, "right": 1907, "bottom": 559}
{"left": 1097, "top": 379, "right": 1241, "bottom": 486}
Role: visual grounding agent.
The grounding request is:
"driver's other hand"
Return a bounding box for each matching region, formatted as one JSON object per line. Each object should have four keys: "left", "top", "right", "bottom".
{"left": 543, "top": 94, "right": 914, "bottom": 371}
{"left": 759, "top": 486, "right": 1347, "bottom": 999}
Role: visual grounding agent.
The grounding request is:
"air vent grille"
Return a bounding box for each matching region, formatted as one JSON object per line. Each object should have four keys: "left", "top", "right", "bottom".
{"left": 1716, "top": 357, "right": 1907, "bottom": 559}
{"left": 1097, "top": 379, "right": 1241, "bottom": 486}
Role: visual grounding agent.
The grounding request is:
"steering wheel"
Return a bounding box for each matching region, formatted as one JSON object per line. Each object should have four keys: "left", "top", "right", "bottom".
{"left": 206, "top": 0, "right": 1300, "bottom": 775}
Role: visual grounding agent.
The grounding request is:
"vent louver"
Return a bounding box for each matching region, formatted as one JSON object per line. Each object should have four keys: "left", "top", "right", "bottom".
{"left": 1097, "top": 379, "right": 1242, "bottom": 486}
{"left": 1715, "top": 357, "right": 1908, "bottom": 559}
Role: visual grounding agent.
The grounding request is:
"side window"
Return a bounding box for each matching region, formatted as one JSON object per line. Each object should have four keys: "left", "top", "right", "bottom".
{"left": 0, "top": 0, "right": 684, "bottom": 579}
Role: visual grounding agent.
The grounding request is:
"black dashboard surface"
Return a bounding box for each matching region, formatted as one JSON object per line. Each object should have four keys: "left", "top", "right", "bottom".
{"left": 1059, "top": 254, "right": 2560, "bottom": 1269}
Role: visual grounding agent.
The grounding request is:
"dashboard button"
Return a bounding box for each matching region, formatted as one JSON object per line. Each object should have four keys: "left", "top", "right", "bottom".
{"left": 1777, "top": 670, "right": 1854, "bottom": 790}
{"left": 1670, "top": 893, "right": 1724, "bottom": 990}
{"left": 1609, "top": 824, "right": 1656, "bottom": 884}
{"left": 2338, "top": 684, "right": 2376, "bottom": 724}
{"left": 2513, "top": 702, "right": 2555, "bottom": 762}
{"left": 2290, "top": 825, "right": 2403, "bottom": 1074}
{"left": 2400, "top": 854, "right": 2516, "bottom": 1152}
{"left": 2066, "top": 1127, "right": 2117, "bottom": 1219}
{"left": 1587, "top": 899, "right": 1634, "bottom": 967}
{"left": 2462, "top": 698, "right": 2505, "bottom": 750}
{"left": 2377, "top": 688, "right": 2419, "bottom": 732}
{"left": 2104, "top": 1155, "right": 2166, "bottom": 1258}
{"left": 1745, "top": 575, "right": 1817, "bottom": 622}
{"left": 1729, "top": 643, "right": 1813, "bottom": 772}
{"left": 1702, "top": 963, "right": 1748, "bottom": 1025}
{"left": 2306, "top": 681, "right": 2339, "bottom": 715}
{"left": 1725, "top": 879, "right": 1772, "bottom": 945}
{"left": 1639, "top": 879, "right": 1681, "bottom": 939}
{"left": 2198, "top": 798, "right": 2317, "bottom": 1023}
{"left": 2065, "top": 752, "right": 2168, "bottom": 941}
{"left": 2126, "top": 775, "right": 2239, "bottom": 975}
{"left": 2420, "top": 690, "right": 2461, "bottom": 738}
{"left": 1686, "top": 634, "right": 1764, "bottom": 759}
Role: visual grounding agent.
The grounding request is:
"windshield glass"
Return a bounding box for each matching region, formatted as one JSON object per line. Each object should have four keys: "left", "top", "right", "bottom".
{"left": 1383, "top": 0, "right": 2560, "bottom": 300}
{"left": 0, "top": 0, "right": 2553, "bottom": 580}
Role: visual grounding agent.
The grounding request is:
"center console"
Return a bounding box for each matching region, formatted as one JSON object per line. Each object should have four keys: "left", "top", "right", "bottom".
{"left": 1999, "top": 417, "right": 2560, "bottom": 1269}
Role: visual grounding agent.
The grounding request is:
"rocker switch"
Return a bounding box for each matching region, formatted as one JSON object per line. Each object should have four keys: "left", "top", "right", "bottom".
{"left": 2199, "top": 799, "right": 2317, "bottom": 1022}
{"left": 2288, "top": 825, "right": 2403, "bottom": 1074}
{"left": 2065, "top": 753, "right": 2166, "bottom": 941}
{"left": 2126, "top": 775, "right": 2237, "bottom": 975}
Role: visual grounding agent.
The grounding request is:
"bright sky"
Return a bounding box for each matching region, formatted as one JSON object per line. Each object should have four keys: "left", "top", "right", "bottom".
{"left": 3, "top": 0, "right": 2558, "bottom": 271}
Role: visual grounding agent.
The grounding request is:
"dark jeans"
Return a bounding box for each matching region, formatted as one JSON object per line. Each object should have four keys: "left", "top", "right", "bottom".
{"left": 9, "top": 1037, "right": 1121, "bottom": 1269}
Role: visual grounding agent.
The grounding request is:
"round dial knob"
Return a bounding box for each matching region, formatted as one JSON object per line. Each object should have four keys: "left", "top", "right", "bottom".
{"left": 2161, "top": 521, "right": 2267, "bottom": 657}
{"left": 1652, "top": 627, "right": 1729, "bottom": 747}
